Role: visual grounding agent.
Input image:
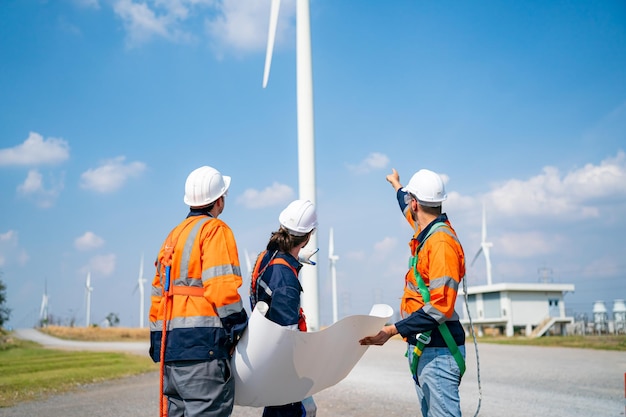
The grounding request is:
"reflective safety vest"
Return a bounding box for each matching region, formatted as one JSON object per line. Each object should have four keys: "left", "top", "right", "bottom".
{"left": 250, "top": 250, "right": 307, "bottom": 332}
{"left": 149, "top": 214, "right": 247, "bottom": 362}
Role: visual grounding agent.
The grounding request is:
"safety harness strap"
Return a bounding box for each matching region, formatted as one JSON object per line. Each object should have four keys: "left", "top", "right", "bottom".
{"left": 409, "top": 222, "right": 466, "bottom": 380}
{"left": 268, "top": 257, "right": 298, "bottom": 276}
{"left": 250, "top": 252, "right": 306, "bottom": 331}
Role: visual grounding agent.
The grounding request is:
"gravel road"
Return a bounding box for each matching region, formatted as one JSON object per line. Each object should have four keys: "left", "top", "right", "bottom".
{"left": 2, "top": 329, "right": 625, "bottom": 417}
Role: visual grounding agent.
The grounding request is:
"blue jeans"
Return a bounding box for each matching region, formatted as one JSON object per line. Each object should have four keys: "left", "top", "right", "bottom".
{"left": 407, "top": 344, "right": 465, "bottom": 417}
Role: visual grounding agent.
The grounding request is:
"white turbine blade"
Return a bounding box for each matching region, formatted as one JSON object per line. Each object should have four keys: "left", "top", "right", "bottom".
{"left": 244, "top": 249, "right": 253, "bottom": 278}
{"left": 470, "top": 247, "right": 483, "bottom": 266}
{"left": 263, "top": 0, "right": 281, "bottom": 88}
{"left": 39, "top": 295, "right": 46, "bottom": 318}
{"left": 481, "top": 203, "right": 487, "bottom": 242}
{"left": 328, "top": 227, "right": 334, "bottom": 258}
{"left": 138, "top": 253, "right": 144, "bottom": 283}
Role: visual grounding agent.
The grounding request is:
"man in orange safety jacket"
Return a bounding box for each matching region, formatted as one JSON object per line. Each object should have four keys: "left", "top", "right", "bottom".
{"left": 360, "top": 168, "right": 466, "bottom": 417}
{"left": 149, "top": 165, "right": 248, "bottom": 417}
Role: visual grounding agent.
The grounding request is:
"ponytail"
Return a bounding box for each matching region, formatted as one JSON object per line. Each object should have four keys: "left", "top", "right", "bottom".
{"left": 267, "top": 226, "right": 310, "bottom": 253}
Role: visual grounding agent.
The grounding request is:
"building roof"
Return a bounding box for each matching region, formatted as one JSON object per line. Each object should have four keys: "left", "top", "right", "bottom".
{"left": 460, "top": 282, "right": 575, "bottom": 295}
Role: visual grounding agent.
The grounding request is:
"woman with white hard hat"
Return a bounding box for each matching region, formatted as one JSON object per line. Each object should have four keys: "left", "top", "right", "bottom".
{"left": 249, "top": 199, "right": 319, "bottom": 417}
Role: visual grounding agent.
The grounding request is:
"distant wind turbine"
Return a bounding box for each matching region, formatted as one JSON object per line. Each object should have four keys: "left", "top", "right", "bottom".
{"left": 85, "top": 271, "right": 93, "bottom": 327}
{"left": 329, "top": 228, "right": 339, "bottom": 324}
{"left": 243, "top": 249, "right": 253, "bottom": 280}
{"left": 470, "top": 204, "right": 494, "bottom": 286}
{"left": 39, "top": 280, "right": 49, "bottom": 326}
{"left": 133, "top": 254, "right": 147, "bottom": 328}
{"left": 263, "top": 0, "right": 320, "bottom": 330}
{"left": 243, "top": 248, "right": 253, "bottom": 303}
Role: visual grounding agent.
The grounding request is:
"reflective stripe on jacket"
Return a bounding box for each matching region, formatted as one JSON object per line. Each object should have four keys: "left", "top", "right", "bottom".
{"left": 394, "top": 189, "right": 466, "bottom": 347}
{"left": 149, "top": 213, "right": 248, "bottom": 362}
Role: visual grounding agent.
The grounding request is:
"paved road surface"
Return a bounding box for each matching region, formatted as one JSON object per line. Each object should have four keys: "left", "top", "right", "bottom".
{"left": 2, "top": 329, "right": 625, "bottom": 417}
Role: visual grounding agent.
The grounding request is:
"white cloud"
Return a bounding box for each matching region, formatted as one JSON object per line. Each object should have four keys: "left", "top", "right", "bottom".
{"left": 237, "top": 182, "right": 294, "bottom": 209}
{"left": 488, "top": 151, "right": 626, "bottom": 219}
{"left": 206, "top": 0, "right": 295, "bottom": 57}
{"left": 112, "top": 0, "right": 218, "bottom": 47}
{"left": 113, "top": 0, "right": 171, "bottom": 46}
{"left": 17, "top": 170, "right": 44, "bottom": 194}
{"left": 373, "top": 236, "right": 397, "bottom": 256}
{"left": 95, "top": 0, "right": 295, "bottom": 55}
{"left": 446, "top": 191, "right": 476, "bottom": 213}
{"left": 563, "top": 151, "right": 626, "bottom": 201}
{"left": 0, "top": 230, "right": 16, "bottom": 243}
{"left": 496, "top": 231, "right": 567, "bottom": 258}
{"left": 80, "top": 156, "right": 146, "bottom": 193}
{"left": 89, "top": 254, "right": 117, "bottom": 277}
{"left": 0, "top": 230, "right": 27, "bottom": 267}
{"left": 0, "top": 132, "right": 70, "bottom": 166}
{"left": 17, "top": 169, "right": 65, "bottom": 208}
{"left": 347, "top": 152, "right": 390, "bottom": 175}
{"left": 75, "top": 232, "right": 105, "bottom": 251}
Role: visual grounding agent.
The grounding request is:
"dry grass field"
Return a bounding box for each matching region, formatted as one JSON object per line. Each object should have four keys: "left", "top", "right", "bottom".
{"left": 35, "top": 326, "right": 626, "bottom": 351}
{"left": 39, "top": 326, "right": 150, "bottom": 342}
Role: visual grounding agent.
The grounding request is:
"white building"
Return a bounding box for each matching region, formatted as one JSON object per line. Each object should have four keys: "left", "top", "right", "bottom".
{"left": 458, "top": 282, "right": 575, "bottom": 337}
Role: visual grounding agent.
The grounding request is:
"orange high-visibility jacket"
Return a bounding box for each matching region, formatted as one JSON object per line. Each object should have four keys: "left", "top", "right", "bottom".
{"left": 400, "top": 218, "right": 465, "bottom": 321}
{"left": 394, "top": 190, "right": 466, "bottom": 347}
{"left": 149, "top": 214, "right": 248, "bottom": 362}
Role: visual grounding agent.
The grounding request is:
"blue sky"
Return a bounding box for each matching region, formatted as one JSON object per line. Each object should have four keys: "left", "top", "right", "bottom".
{"left": 1, "top": 0, "right": 625, "bottom": 329}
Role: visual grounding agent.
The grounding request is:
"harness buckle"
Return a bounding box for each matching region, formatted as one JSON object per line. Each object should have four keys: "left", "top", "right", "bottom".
{"left": 416, "top": 332, "right": 431, "bottom": 345}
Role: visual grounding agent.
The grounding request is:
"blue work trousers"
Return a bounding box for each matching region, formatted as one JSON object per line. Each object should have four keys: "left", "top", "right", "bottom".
{"left": 163, "top": 359, "right": 234, "bottom": 417}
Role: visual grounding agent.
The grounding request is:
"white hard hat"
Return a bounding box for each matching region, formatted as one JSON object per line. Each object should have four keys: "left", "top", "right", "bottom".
{"left": 279, "top": 199, "right": 318, "bottom": 236}
{"left": 183, "top": 166, "right": 231, "bottom": 207}
{"left": 402, "top": 169, "right": 447, "bottom": 207}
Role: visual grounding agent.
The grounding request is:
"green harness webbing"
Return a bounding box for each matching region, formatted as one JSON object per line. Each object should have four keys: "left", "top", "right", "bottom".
{"left": 408, "top": 222, "right": 466, "bottom": 381}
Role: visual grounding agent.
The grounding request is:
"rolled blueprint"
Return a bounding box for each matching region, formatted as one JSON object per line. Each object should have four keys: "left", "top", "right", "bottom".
{"left": 232, "top": 302, "right": 394, "bottom": 407}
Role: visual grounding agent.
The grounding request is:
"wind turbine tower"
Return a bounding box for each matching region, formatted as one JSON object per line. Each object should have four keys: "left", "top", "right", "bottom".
{"left": 329, "top": 227, "right": 339, "bottom": 324}
{"left": 243, "top": 249, "right": 253, "bottom": 283}
{"left": 242, "top": 248, "right": 253, "bottom": 309}
{"left": 137, "top": 254, "right": 147, "bottom": 328}
{"left": 470, "top": 204, "right": 494, "bottom": 286}
{"left": 263, "top": 0, "right": 320, "bottom": 329}
{"left": 85, "top": 271, "right": 93, "bottom": 327}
